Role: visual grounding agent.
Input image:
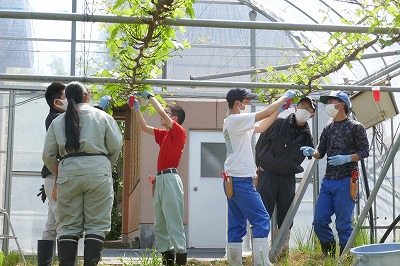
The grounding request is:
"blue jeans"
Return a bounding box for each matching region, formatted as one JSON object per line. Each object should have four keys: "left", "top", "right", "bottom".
{"left": 224, "top": 177, "right": 270, "bottom": 243}
{"left": 313, "top": 177, "right": 355, "bottom": 246}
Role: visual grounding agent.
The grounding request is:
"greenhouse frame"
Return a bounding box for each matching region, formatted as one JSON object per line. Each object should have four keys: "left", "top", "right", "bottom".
{"left": 1, "top": 0, "right": 400, "bottom": 263}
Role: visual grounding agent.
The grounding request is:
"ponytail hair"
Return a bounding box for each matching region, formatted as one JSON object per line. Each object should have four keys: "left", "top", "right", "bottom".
{"left": 64, "top": 81, "right": 86, "bottom": 153}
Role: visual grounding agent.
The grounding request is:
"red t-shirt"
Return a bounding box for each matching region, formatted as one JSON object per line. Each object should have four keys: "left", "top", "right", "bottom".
{"left": 154, "top": 121, "right": 187, "bottom": 172}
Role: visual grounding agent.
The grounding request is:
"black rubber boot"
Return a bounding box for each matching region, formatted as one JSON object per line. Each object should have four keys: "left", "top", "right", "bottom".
{"left": 37, "top": 240, "right": 54, "bottom": 266}
{"left": 320, "top": 240, "right": 336, "bottom": 258}
{"left": 84, "top": 234, "right": 104, "bottom": 266}
{"left": 161, "top": 250, "right": 175, "bottom": 266}
{"left": 58, "top": 236, "right": 79, "bottom": 266}
{"left": 176, "top": 252, "right": 187, "bottom": 266}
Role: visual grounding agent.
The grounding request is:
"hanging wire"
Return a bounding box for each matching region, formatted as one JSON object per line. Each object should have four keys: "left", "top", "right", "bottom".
{"left": 80, "top": 0, "right": 94, "bottom": 78}
{"left": 360, "top": 121, "right": 400, "bottom": 223}
{"left": 0, "top": 93, "right": 44, "bottom": 110}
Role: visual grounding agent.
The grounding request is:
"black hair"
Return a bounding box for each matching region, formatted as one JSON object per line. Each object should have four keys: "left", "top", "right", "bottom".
{"left": 228, "top": 98, "right": 243, "bottom": 109}
{"left": 167, "top": 104, "right": 186, "bottom": 125}
{"left": 64, "top": 81, "right": 86, "bottom": 153}
{"left": 44, "top": 82, "right": 65, "bottom": 108}
{"left": 336, "top": 98, "right": 350, "bottom": 115}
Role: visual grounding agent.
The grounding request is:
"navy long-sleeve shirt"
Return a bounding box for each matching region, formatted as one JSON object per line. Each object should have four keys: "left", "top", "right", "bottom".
{"left": 318, "top": 117, "right": 369, "bottom": 180}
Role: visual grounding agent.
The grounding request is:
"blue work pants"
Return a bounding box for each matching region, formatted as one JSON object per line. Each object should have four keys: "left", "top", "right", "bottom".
{"left": 313, "top": 177, "right": 355, "bottom": 246}
{"left": 224, "top": 177, "right": 270, "bottom": 243}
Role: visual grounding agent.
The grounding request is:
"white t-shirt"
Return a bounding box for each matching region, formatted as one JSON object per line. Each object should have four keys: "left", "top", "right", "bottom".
{"left": 223, "top": 112, "right": 256, "bottom": 177}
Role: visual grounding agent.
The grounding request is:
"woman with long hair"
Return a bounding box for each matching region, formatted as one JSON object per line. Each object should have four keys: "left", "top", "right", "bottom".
{"left": 42, "top": 81, "right": 123, "bottom": 265}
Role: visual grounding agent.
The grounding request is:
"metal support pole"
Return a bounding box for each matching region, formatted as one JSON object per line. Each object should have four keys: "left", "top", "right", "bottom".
{"left": 312, "top": 107, "right": 320, "bottom": 213}
{"left": 339, "top": 132, "right": 400, "bottom": 262}
{"left": 70, "top": 0, "right": 77, "bottom": 76}
{"left": 269, "top": 157, "right": 318, "bottom": 261}
{"left": 391, "top": 119, "right": 396, "bottom": 241}
{"left": 1, "top": 74, "right": 400, "bottom": 92}
{"left": 3, "top": 91, "right": 16, "bottom": 254}
{"left": 0, "top": 10, "right": 398, "bottom": 34}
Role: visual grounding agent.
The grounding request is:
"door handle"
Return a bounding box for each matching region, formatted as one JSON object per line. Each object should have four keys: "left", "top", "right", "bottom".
{"left": 193, "top": 187, "right": 198, "bottom": 191}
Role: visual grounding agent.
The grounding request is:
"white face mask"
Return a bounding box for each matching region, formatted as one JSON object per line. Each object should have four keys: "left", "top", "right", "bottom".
{"left": 242, "top": 105, "right": 252, "bottom": 114}
{"left": 325, "top": 104, "right": 339, "bottom": 118}
{"left": 54, "top": 99, "right": 68, "bottom": 112}
{"left": 295, "top": 109, "right": 312, "bottom": 123}
{"left": 237, "top": 101, "right": 252, "bottom": 114}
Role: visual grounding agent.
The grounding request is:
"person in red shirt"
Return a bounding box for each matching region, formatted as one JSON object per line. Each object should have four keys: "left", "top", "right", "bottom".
{"left": 132, "top": 91, "right": 187, "bottom": 266}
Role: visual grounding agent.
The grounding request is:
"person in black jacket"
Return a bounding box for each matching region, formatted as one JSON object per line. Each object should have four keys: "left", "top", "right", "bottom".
{"left": 37, "top": 82, "right": 67, "bottom": 266}
{"left": 255, "top": 96, "right": 316, "bottom": 259}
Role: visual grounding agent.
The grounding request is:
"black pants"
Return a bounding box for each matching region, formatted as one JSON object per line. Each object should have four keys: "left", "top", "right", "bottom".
{"left": 256, "top": 170, "right": 296, "bottom": 228}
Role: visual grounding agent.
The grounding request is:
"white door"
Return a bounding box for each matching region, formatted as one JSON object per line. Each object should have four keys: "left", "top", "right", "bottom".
{"left": 188, "top": 130, "right": 227, "bottom": 248}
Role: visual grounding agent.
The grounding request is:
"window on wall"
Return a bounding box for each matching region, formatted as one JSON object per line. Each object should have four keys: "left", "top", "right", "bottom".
{"left": 200, "top": 142, "right": 226, "bottom": 178}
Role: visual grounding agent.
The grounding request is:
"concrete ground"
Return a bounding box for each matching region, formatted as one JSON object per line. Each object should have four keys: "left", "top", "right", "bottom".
{"left": 100, "top": 248, "right": 226, "bottom": 265}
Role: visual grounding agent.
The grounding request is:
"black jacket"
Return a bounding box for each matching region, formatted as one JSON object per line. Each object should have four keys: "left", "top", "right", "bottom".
{"left": 41, "top": 109, "right": 62, "bottom": 178}
{"left": 255, "top": 113, "right": 314, "bottom": 176}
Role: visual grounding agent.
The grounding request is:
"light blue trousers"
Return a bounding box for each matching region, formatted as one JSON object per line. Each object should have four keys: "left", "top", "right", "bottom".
{"left": 225, "top": 177, "right": 270, "bottom": 243}
{"left": 313, "top": 177, "right": 355, "bottom": 246}
{"left": 153, "top": 172, "right": 186, "bottom": 253}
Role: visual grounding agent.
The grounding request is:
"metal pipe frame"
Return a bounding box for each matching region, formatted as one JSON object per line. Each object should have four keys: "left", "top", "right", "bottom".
{"left": 338, "top": 132, "right": 400, "bottom": 263}
{"left": 1, "top": 74, "right": 400, "bottom": 92}
{"left": 191, "top": 51, "right": 400, "bottom": 80}
{"left": 3, "top": 91, "right": 16, "bottom": 254}
{"left": 356, "top": 60, "right": 400, "bottom": 86}
{"left": 0, "top": 10, "right": 399, "bottom": 34}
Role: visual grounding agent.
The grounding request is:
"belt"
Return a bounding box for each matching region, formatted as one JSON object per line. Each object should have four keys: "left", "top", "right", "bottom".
{"left": 157, "top": 168, "right": 178, "bottom": 176}
{"left": 61, "top": 152, "right": 107, "bottom": 160}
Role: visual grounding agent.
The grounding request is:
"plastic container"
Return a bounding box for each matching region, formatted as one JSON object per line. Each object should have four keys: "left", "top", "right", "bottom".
{"left": 350, "top": 243, "right": 400, "bottom": 266}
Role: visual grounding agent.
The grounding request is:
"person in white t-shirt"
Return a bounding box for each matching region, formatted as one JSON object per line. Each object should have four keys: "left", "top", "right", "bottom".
{"left": 223, "top": 88, "right": 296, "bottom": 266}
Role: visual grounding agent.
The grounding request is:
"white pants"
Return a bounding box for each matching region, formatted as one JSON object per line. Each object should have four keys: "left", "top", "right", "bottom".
{"left": 42, "top": 175, "right": 60, "bottom": 240}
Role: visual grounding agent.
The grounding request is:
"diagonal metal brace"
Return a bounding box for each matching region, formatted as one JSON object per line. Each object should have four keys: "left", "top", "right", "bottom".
{"left": 269, "top": 157, "right": 318, "bottom": 261}
{"left": 337, "top": 132, "right": 400, "bottom": 264}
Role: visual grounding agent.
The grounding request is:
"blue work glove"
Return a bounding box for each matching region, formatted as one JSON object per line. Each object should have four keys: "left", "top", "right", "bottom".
{"left": 136, "top": 90, "right": 154, "bottom": 99}
{"left": 300, "top": 146, "right": 316, "bottom": 157}
{"left": 133, "top": 99, "right": 140, "bottom": 111}
{"left": 284, "top": 90, "right": 297, "bottom": 99}
{"left": 98, "top": 95, "right": 112, "bottom": 110}
{"left": 327, "top": 155, "right": 352, "bottom": 166}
